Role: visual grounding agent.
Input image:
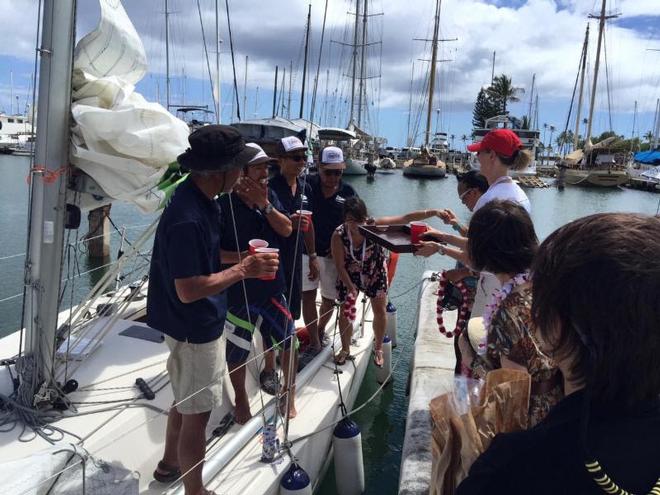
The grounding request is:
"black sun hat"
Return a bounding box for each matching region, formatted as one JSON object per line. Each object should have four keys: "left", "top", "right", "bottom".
{"left": 177, "top": 125, "right": 259, "bottom": 172}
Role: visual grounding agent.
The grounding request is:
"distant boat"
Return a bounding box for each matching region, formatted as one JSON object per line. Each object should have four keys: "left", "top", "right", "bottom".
{"left": 403, "top": 149, "right": 447, "bottom": 178}
{"left": 559, "top": 4, "right": 629, "bottom": 188}
{"left": 403, "top": 0, "right": 448, "bottom": 180}
{"left": 0, "top": 113, "right": 35, "bottom": 154}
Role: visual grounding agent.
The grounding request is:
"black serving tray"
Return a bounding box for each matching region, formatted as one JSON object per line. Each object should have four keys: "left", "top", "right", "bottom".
{"left": 359, "top": 224, "right": 415, "bottom": 253}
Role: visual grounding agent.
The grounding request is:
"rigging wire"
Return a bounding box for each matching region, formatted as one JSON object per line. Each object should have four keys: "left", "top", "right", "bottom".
{"left": 224, "top": 0, "right": 242, "bottom": 120}
{"left": 195, "top": 0, "right": 218, "bottom": 115}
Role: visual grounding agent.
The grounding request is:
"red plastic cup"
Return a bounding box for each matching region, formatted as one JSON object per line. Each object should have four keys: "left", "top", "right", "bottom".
{"left": 249, "top": 239, "right": 268, "bottom": 254}
{"left": 410, "top": 221, "right": 428, "bottom": 244}
{"left": 295, "top": 209, "right": 313, "bottom": 232}
{"left": 255, "top": 247, "right": 279, "bottom": 281}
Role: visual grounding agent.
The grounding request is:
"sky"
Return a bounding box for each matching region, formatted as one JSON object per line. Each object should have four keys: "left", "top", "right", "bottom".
{"left": 0, "top": 0, "right": 658, "bottom": 148}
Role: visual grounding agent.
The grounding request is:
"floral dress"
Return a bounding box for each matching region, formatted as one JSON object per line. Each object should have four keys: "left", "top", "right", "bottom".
{"left": 335, "top": 223, "right": 388, "bottom": 301}
{"left": 471, "top": 285, "right": 563, "bottom": 426}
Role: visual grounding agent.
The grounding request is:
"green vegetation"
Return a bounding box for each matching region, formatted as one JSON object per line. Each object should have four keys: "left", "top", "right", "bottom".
{"left": 472, "top": 74, "right": 525, "bottom": 128}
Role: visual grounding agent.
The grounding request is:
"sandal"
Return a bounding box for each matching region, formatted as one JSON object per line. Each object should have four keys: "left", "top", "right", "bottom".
{"left": 373, "top": 349, "right": 384, "bottom": 368}
{"left": 153, "top": 460, "right": 181, "bottom": 483}
{"left": 334, "top": 349, "right": 351, "bottom": 366}
{"left": 259, "top": 369, "right": 280, "bottom": 396}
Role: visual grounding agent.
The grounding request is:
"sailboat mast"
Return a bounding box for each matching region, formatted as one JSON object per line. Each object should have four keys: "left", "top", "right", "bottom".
{"left": 586, "top": 0, "right": 609, "bottom": 142}
{"left": 272, "top": 65, "right": 278, "bottom": 118}
{"left": 243, "top": 55, "right": 248, "bottom": 120}
{"left": 215, "top": 0, "right": 221, "bottom": 123}
{"left": 23, "top": 0, "right": 76, "bottom": 399}
{"left": 349, "top": 0, "right": 361, "bottom": 124}
{"left": 287, "top": 60, "right": 293, "bottom": 119}
{"left": 406, "top": 61, "right": 414, "bottom": 147}
{"left": 299, "top": 3, "right": 311, "bottom": 119}
{"left": 424, "top": 0, "right": 441, "bottom": 147}
{"left": 165, "top": 0, "right": 171, "bottom": 110}
{"left": 654, "top": 98, "right": 660, "bottom": 149}
{"left": 357, "top": 0, "right": 368, "bottom": 127}
{"left": 574, "top": 24, "right": 589, "bottom": 149}
{"left": 526, "top": 73, "right": 535, "bottom": 126}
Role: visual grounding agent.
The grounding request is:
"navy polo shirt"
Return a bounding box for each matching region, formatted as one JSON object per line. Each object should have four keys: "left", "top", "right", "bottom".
{"left": 147, "top": 178, "right": 227, "bottom": 344}
{"left": 307, "top": 174, "right": 358, "bottom": 257}
{"left": 218, "top": 190, "right": 288, "bottom": 306}
{"left": 269, "top": 173, "right": 312, "bottom": 319}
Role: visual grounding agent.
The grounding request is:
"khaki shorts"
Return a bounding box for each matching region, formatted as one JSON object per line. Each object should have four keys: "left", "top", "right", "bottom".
{"left": 165, "top": 335, "right": 225, "bottom": 415}
{"left": 301, "top": 255, "right": 339, "bottom": 300}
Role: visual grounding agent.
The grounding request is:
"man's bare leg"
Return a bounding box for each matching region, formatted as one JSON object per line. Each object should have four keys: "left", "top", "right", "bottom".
{"left": 155, "top": 404, "right": 182, "bottom": 478}
{"left": 318, "top": 296, "right": 336, "bottom": 344}
{"left": 228, "top": 361, "right": 251, "bottom": 424}
{"left": 178, "top": 410, "right": 211, "bottom": 495}
{"left": 279, "top": 346, "right": 298, "bottom": 418}
{"left": 302, "top": 289, "right": 321, "bottom": 351}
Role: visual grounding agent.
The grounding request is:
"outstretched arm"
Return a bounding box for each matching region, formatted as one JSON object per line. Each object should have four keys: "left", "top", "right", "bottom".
{"left": 374, "top": 208, "right": 443, "bottom": 225}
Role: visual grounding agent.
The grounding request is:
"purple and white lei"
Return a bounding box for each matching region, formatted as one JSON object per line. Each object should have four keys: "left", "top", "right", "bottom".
{"left": 478, "top": 271, "right": 530, "bottom": 356}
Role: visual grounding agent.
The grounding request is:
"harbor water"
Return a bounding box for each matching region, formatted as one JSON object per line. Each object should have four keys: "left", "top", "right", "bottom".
{"left": 1, "top": 154, "right": 659, "bottom": 494}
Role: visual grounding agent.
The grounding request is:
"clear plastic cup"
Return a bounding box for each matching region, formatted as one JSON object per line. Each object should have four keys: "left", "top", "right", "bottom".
{"left": 409, "top": 221, "right": 428, "bottom": 244}
{"left": 249, "top": 239, "right": 268, "bottom": 254}
{"left": 295, "top": 209, "right": 313, "bottom": 232}
{"left": 255, "top": 247, "right": 279, "bottom": 281}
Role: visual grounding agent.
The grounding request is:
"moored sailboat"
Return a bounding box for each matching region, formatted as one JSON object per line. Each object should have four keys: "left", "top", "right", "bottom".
{"left": 402, "top": 0, "right": 447, "bottom": 179}
{"left": 560, "top": 1, "right": 630, "bottom": 188}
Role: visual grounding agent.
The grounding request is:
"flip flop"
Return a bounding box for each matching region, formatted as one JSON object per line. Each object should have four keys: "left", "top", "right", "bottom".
{"left": 334, "top": 349, "right": 350, "bottom": 366}
{"left": 153, "top": 460, "right": 181, "bottom": 483}
{"left": 373, "top": 349, "right": 384, "bottom": 368}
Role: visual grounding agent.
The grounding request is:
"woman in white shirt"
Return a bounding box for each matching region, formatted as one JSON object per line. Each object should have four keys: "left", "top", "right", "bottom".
{"left": 468, "top": 129, "right": 531, "bottom": 213}
{"left": 416, "top": 129, "right": 533, "bottom": 317}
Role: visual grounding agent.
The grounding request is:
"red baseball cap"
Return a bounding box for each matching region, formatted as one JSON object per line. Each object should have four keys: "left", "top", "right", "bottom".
{"left": 467, "top": 129, "right": 523, "bottom": 157}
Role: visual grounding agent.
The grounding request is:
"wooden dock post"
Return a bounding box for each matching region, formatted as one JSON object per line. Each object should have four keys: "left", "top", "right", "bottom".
{"left": 87, "top": 205, "right": 111, "bottom": 258}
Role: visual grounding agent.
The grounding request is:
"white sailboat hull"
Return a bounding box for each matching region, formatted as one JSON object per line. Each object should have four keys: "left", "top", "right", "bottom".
{"left": 343, "top": 158, "right": 368, "bottom": 175}
{"left": 0, "top": 292, "right": 375, "bottom": 494}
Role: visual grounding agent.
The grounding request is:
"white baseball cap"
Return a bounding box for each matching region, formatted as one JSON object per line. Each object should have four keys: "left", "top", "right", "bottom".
{"left": 320, "top": 146, "right": 345, "bottom": 169}
{"left": 280, "top": 136, "right": 306, "bottom": 154}
{"left": 245, "top": 142, "right": 273, "bottom": 166}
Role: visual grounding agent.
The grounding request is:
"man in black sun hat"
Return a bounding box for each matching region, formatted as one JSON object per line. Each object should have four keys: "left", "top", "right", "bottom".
{"left": 147, "top": 125, "right": 279, "bottom": 495}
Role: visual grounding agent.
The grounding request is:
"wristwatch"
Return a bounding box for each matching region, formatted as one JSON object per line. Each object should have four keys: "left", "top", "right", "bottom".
{"left": 261, "top": 203, "right": 274, "bottom": 215}
{"left": 308, "top": 252, "right": 318, "bottom": 260}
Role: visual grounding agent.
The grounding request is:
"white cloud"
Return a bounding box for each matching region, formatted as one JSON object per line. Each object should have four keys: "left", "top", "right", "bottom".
{"left": 1, "top": 0, "right": 658, "bottom": 141}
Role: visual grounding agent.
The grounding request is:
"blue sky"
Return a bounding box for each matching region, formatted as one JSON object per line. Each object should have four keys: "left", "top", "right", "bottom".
{"left": 0, "top": 0, "right": 658, "bottom": 148}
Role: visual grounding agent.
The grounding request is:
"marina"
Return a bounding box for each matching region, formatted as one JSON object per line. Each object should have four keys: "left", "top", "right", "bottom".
{"left": 0, "top": 0, "right": 659, "bottom": 493}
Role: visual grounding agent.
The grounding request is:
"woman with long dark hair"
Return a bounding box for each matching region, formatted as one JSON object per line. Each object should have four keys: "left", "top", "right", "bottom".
{"left": 458, "top": 213, "right": 660, "bottom": 494}
{"left": 459, "top": 200, "right": 562, "bottom": 426}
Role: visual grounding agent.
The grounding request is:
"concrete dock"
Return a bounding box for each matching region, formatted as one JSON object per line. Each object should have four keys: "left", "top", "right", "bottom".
{"left": 398, "top": 271, "right": 458, "bottom": 495}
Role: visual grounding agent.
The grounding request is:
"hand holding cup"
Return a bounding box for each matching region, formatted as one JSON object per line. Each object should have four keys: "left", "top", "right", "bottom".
{"left": 242, "top": 250, "right": 279, "bottom": 279}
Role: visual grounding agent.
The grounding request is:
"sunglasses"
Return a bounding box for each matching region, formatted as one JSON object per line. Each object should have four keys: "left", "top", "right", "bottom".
{"left": 459, "top": 188, "right": 474, "bottom": 201}
{"left": 288, "top": 155, "right": 306, "bottom": 162}
{"left": 322, "top": 169, "right": 343, "bottom": 177}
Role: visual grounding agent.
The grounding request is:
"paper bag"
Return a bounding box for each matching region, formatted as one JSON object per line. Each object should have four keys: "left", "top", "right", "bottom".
{"left": 429, "top": 369, "right": 531, "bottom": 494}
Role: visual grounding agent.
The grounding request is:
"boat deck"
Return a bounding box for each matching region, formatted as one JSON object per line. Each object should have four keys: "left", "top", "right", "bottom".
{"left": 398, "top": 271, "right": 457, "bottom": 495}
{"left": 0, "top": 295, "right": 375, "bottom": 494}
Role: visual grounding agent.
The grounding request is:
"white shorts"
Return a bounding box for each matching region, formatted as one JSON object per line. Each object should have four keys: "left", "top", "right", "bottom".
{"left": 302, "top": 254, "right": 339, "bottom": 300}
{"left": 165, "top": 335, "right": 225, "bottom": 415}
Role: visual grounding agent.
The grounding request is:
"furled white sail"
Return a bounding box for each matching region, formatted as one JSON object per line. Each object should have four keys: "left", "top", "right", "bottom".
{"left": 70, "top": 0, "right": 189, "bottom": 212}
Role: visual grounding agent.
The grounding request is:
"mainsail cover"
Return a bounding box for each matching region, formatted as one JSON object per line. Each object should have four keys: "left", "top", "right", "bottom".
{"left": 70, "top": 0, "right": 189, "bottom": 212}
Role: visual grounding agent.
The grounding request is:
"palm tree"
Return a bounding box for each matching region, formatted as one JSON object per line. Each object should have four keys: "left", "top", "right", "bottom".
{"left": 643, "top": 130, "right": 655, "bottom": 144}
{"left": 450, "top": 134, "right": 455, "bottom": 150}
{"left": 461, "top": 134, "right": 468, "bottom": 151}
{"left": 548, "top": 125, "right": 556, "bottom": 151}
{"left": 487, "top": 74, "right": 525, "bottom": 114}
